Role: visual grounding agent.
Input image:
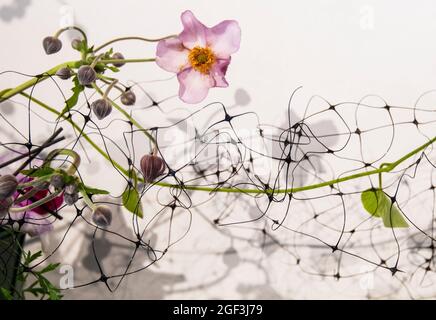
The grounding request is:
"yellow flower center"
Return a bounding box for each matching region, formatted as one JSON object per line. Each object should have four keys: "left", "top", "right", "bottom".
{"left": 188, "top": 46, "right": 216, "bottom": 74}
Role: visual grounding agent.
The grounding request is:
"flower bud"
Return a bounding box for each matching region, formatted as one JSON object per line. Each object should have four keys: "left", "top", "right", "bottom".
{"left": 64, "top": 192, "right": 79, "bottom": 206}
{"left": 0, "top": 197, "right": 13, "bottom": 218}
{"left": 120, "top": 90, "right": 136, "bottom": 106}
{"left": 50, "top": 174, "right": 65, "bottom": 190}
{"left": 0, "top": 175, "right": 18, "bottom": 200}
{"left": 140, "top": 154, "right": 166, "bottom": 183}
{"left": 71, "top": 38, "right": 82, "bottom": 50}
{"left": 91, "top": 98, "right": 112, "bottom": 120}
{"left": 77, "top": 65, "right": 97, "bottom": 86}
{"left": 65, "top": 183, "right": 78, "bottom": 195}
{"left": 56, "top": 67, "right": 72, "bottom": 80}
{"left": 111, "top": 52, "right": 125, "bottom": 67}
{"left": 42, "top": 36, "right": 62, "bottom": 55}
{"left": 92, "top": 205, "right": 112, "bottom": 228}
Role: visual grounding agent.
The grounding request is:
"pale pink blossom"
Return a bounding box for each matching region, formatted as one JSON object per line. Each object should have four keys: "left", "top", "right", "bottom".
{"left": 156, "top": 10, "right": 241, "bottom": 104}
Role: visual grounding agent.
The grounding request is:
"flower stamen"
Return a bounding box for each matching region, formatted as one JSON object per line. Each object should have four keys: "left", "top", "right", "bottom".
{"left": 188, "top": 46, "right": 216, "bottom": 74}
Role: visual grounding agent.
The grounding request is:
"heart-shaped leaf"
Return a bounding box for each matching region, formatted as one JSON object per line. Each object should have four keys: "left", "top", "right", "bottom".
{"left": 122, "top": 186, "right": 143, "bottom": 218}
{"left": 361, "top": 188, "right": 409, "bottom": 228}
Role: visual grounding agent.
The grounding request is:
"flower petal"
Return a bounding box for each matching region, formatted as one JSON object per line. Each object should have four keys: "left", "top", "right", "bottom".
{"left": 177, "top": 67, "right": 215, "bottom": 104}
{"left": 5, "top": 211, "right": 53, "bottom": 237}
{"left": 211, "top": 58, "right": 231, "bottom": 87}
{"left": 156, "top": 38, "right": 189, "bottom": 73}
{"left": 207, "top": 20, "right": 241, "bottom": 59}
{"left": 179, "top": 10, "right": 208, "bottom": 49}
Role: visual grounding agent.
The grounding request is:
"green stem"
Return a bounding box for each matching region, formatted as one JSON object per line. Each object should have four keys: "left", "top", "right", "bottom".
{"left": 93, "top": 35, "right": 176, "bottom": 52}
{"left": 17, "top": 93, "right": 436, "bottom": 195}
{"left": 19, "top": 92, "right": 130, "bottom": 177}
{"left": 44, "top": 149, "right": 81, "bottom": 175}
{"left": 92, "top": 83, "right": 156, "bottom": 145}
{"left": 100, "top": 58, "right": 156, "bottom": 64}
{"left": 79, "top": 188, "right": 96, "bottom": 210}
{"left": 9, "top": 190, "right": 62, "bottom": 213}
{"left": 0, "top": 61, "right": 81, "bottom": 103}
{"left": 54, "top": 26, "right": 88, "bottom": 45}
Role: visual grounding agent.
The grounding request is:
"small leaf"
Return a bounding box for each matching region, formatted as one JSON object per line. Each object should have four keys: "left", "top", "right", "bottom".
{"left": 21, "top": 167, "right": 55, "bottom": 177}
{"left": 122, "top": 186, "right": 143, "bottom": 218}
{"left": 0, "top": 287, "right": 13, "bottom": 300}
{"left": 39, "top": 263, "right": 60, "bottom": 274}
{"left": 81, "top": 184, "right": 110, "bottom": 195}
{"left": 26, "top": 287, "right": 46, "bottom": 297}
{"left": 361, "top": 188, "right": 409, "bottom": 228}
{"left": 26, "top": 250, "right": 43, "bottom": 264}
{"left": 58, "top": 77, "right": 84, "bottom": 119}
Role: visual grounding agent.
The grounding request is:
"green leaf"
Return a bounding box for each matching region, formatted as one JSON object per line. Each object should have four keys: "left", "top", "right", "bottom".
{"left": 39, "top": 263, "right": 60, "bottom": 274}
{"left": 21, "top": 167, "right": 55, "bottom": 177}
{"left": 81, "top": 184, "right": 110, "bottom": 195}
{"left": 361, "top": 188, "right": 409, "bottom": 228}
{"left": 0, "top": 287, "right": 13, "bottom": 300}
{"left": 26, "top": 250, "right": 43, "bottom": 264}
{"left": 58, "top": 77, "right": 84, "bottom": 119}
{"left": 122, "top": 186, "right": 143, "bottom": 218}
{"left": 38, "top": 276, "right": 62, "bottom": 300}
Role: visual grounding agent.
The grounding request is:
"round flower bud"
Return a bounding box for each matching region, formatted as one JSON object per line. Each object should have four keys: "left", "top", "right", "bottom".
{"left": 56, "top": 67, "right": 72, "bottom": 80}
{"left": 64, "top": 192, "right": 79, "bottom": 206}
{"left": 50, "top": 174, "right": 65, "bottom": 190}
{"left": 65, "top": 183, "right": 78, "bottom": 195}
{"left": 140, "top": 154, "right": 166, "bottom": 183}
{"left": 91, "top": 98, "right": 112, "bottom": 120}
{"left": 77, "top": 65, "right": 97, "bottom": 86}
{"left": 92, "top": 205, "right": 112, "bottom": 228}
{"left": 111, "top": 52, "right": 125, "bottom": 67}
{"left": 42, "top": 36, "right": 62, "bottom": 55}
{"left": 120, "top": 90, "right": 136, "bottom": 106}
{"left": 71, "top": 38, "right": 82, "bottom": 50}
{"left": 0, "top": 175, "right": 18, "bottom": 201}
{"left": 0, "top": 197, "right": 13, "bottom": 218}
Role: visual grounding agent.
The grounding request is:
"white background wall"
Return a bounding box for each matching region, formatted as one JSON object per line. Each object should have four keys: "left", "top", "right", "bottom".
{"left": 1, "top": 0, "right": 436, "bottom": 299}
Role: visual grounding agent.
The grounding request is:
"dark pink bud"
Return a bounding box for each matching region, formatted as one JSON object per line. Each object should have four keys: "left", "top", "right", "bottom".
{"left": 77, "top": 65, "right": 97, "bottom": 85}
{"left": 42, "top": 36, "right": 62, "bottom": 55}
{"left": 111, "top": 52, "right": 125, "bottom": 67}
{"left": 120, "top": 90, "right": 136, "bottom": 106}
{"left": 92, "top": 205, "right": 112, "bottom": 228}
{"left": 140, "top": 154, "right": 166, "bottom": 183}
{"left": 91, "top": 98, "right": 112, "bottom": 120}
{"left": 56, "top": 67, "right": 72, "bottom": 80}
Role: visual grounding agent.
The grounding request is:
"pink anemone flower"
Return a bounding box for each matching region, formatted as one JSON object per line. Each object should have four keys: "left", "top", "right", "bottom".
{"left": 156, "top": 10, "right": 241, "bottom": 104}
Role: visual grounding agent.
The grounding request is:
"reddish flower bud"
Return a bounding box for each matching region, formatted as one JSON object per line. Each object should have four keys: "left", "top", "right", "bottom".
{"left": 111, "top": 52, "right": 125, "bottom": 67}
{"left": 71, "top": 38, "right": 82, "bottom": 50}
{"left": 140, "top": 154, "right": 166, "bottom": 183}
{"left": 56, "top": 67, "right": 72, "bottom": 80}
{"left": 120, "top": 90, "right": 136, "bottom": 106}
{"left": 77, "top": 65, "right": 97, "bottom": 85}
{"left": 92, "top": 205, "right": 112, "bottom": 228}
{"left": 64, "top": 192, "right": 79, "bottom": 206}
{"left": 91, "top": 98, "right": 112, "bottom": 120}
{"left": 42, "top": 36, "right": 62, "bottom": 55}
{"left": 50, "top": 174, "right": 65, "bottom": 189}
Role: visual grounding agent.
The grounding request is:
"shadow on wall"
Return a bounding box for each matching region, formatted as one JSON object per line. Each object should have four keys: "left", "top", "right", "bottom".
{"left": 0, "top": 0, "right": 31, "bottom": 22}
